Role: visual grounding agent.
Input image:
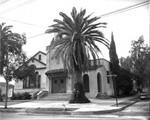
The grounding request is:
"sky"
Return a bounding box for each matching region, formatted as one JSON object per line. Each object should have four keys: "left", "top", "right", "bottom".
{"left": 0, "top": 0, "right": 149, "bottom": 60}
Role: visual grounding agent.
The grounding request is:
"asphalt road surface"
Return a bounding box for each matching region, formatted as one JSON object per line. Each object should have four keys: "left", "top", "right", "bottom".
{"left": 0, "top": 100, "right": 149, "bottom": 120}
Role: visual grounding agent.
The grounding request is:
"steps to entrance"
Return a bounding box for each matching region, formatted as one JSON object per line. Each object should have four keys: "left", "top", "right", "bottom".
{"left": 40, "top": 93, "right": 71, "bottom": 101}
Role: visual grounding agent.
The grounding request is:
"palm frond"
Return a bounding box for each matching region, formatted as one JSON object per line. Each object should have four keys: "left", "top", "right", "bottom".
{"left": 59, "top": 12, "right": 74, "bottom": 30}
{"left": 71, "top": 7, "right": 77, "bottom": 22}
{"left": 46, "top": 7, "right": 110, "bottom": 72}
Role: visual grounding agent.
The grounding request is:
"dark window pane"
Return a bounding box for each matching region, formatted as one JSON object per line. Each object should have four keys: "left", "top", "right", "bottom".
{"left": 54, "top": 80, "right": 57, "bottom": 84}
{"left": 61, "top": 79, "right": 64, "bottom": 83}
{"left": 83, "top": 74, "right": 90, "bottom": 92}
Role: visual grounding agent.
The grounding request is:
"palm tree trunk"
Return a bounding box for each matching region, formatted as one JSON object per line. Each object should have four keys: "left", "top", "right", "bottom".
{"left": 69, "top": 71, "right": 90, "bottom": 103}
{"left": 74, "top": 71, "right": 82, "bottom": 83}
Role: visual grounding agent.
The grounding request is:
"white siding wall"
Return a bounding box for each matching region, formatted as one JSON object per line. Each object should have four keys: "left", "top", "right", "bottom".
{"left": 14, "top": 51, "right": 47, "bottom": 93}
{"left": 34, "top": 53, "right": 46, "bottom": 64}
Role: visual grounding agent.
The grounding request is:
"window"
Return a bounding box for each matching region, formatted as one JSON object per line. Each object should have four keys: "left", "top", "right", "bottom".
{"left": 97, "top": 73, "right": 101, "bottom": 92}
{"left": 61, "top": 79, "right": 64, "bottom": 83}
{"left": 23, "top": 77, "right": 30, "bottom": 89}
{"left": 23, "top": 78, "right": 27, "bottom": 89}
{"left": 54, "top": 80, "right": 57, "bottom": 84}
{"left": 32, "top": 59, "right": 34, "bottom": 62}
{"left": 38, "top": 75, "right": 41, "bottom": 88}
{"left": 39, "top": 54, "right": 41, "bottom": 60}
{"left": 23, "top": 67, "right": 41, "bottom": 89}
{"left": 83, "top": 74, "right": 90, "bottom": 92}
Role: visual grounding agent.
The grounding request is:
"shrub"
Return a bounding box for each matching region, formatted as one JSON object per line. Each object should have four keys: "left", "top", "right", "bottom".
{"left": 22, "top": 92, "right": 31, "bottom": 100}
{"left": 12, "top": 92, "right": 31, "bottom": 100}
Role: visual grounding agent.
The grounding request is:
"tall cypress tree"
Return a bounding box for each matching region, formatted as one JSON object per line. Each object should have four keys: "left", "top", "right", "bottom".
{"left": 109, "top": 32, "right": 120, "bottom": 95}
{"left": 109, "top": 32, "right": 119, "bottom": 74}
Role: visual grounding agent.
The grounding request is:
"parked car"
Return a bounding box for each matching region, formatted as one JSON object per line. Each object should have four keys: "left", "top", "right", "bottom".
{"left": 140, "top": 88, "right": 150, "bottom": 100}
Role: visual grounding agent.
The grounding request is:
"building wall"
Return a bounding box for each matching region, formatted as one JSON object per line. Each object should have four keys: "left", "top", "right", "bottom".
{"left": 48, "top": 48, "right": 64, "bottom": 70}
{"left": 84, "top": 62, "right": 114, "bottom": 98}
{"left": 46, "top": 48, "right": 114, "bottom": 97}
{"left": 14, "top": 51, "right": 47, "bottom": 93}
{"left": 34, "top": 52, "right": 46, "bottom": 64}
{"left": 14, "top": 70, "right": 47, "bottom": 93}
{"left": 46, "top": 47, "right": 69, "bottom": 93}
{"left": 100, "top": 59, "right": 114, "bottom": 96}
{"left": 46, "top": 45, "right": 114, "bottom": 98}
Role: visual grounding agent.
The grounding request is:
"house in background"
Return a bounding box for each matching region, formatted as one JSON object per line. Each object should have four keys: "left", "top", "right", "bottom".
{"left": 14, "top": 51, "right": 48, "bottom": 94}
{"left": 45, "top": 45, "right": 114, "bottom": 98}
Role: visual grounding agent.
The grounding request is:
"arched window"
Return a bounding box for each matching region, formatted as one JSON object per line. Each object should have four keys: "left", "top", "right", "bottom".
{"left": 35, "top": 72, "right": 39, "bottom": 88}
{"left": 97, "top": 72, "right": 101, "bottom": 92}
{"left": 38, "top": 75, "right": 41, "bottom": 88}
{"left": 83, "top": 74, "right": 90, "bottom": 92}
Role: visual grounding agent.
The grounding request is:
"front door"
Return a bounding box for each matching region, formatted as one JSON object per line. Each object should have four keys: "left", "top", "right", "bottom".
{"left": 52, "top": 78, "right": 66, "bottom": 93}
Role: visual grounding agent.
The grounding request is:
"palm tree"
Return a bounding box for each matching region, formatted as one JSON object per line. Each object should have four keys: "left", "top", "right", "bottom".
{"left": 0, "top": 23, "right": 26, "bottom": 108}
{"left": 46, "top": 7, "right": 109, "bottom": 103}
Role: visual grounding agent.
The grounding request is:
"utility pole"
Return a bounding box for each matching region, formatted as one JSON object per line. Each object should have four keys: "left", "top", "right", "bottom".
{"left": 107, "top": 74, "right": 118, "bottom": 107}
{"left": 4, "top": 36, "right": 9, "bottom": 109}
{"left": 0, "top": 24, "right": 3, "bottom": 102}
{"left": 0, "top": 25, "right": 2, "bottom": 75}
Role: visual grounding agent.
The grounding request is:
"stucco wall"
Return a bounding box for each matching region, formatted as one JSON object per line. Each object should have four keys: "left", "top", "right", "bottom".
{"left": 48, "top": 48, "right": 64, "bottom": 70}
{"left": 37, "top": 69, "right": 47, "bottom": 89}
{"left": 46, "top": 47, "right": 67, "bottom": 93}
{"left": 46, "top": 46, "right": 114, "bottom": 97}
{"left": 84, "top": 59, "right": 114, "bottom": 98}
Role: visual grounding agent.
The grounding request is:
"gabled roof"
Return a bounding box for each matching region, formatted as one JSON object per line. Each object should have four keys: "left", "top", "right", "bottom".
{"left": 16, "top": 51, "right": 46, "bottom": 71}
{"left": 26, "top": 51, "right": 46, "bottom": 65}
{"left": 28, "top": 57, "right": 46, "bottom": 66}
{"left": 30, "top": 51, "right": 46, "bottom": 59}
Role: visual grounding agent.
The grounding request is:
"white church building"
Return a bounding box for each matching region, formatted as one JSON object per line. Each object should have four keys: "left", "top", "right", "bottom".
{"left": 14, "top": 46, "right": 114, "bottom": 98}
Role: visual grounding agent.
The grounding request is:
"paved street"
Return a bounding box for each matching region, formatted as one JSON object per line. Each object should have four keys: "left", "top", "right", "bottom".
{"left": 112, "top": 99, "right": 150, "bottom": 120}
{"left": 0, "top": 99, "right": 149, "bottom": 120}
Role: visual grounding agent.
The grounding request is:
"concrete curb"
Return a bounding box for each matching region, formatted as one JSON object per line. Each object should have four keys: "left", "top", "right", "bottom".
{"left": 71, "top": 100, "right": 139, "bottom": 115}
{"left": 0, "top": 97, "right": 139, "bottom": 115}
{"left": 25, "top": 108, "right": 74, "bottom": 115}
{"left": 0, "top": 108, "right": 27, "bottom": 113}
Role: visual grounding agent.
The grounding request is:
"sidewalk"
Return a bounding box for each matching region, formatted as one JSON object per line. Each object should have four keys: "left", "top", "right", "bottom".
{"left": 0, "top": 95, "right": 139, "bottom": 115}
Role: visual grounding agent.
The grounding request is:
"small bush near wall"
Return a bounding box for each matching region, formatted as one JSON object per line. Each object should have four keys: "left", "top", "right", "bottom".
{"left": 12, "top": 92, "right": 31, "bottom": 100}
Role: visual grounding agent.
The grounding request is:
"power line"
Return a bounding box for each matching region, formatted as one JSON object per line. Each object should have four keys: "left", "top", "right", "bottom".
{"left": 1, "top": 0, "right": 149, "bottom": 40}
{"left": 27, "top": 33, "right": 45, "bottom": 39}
{"left": 28, "top": 1, "right": 149, "bottom": 40}
{"left": 0, "top": 17, "right": 48, "bottom": 28}
{"left": 0, "top": 0, "right": 148, "bottom": 29}
{"left": 0, "top": 0, "right": 38, "bottom": 15}
{"left": 0, "top": 0, "right": 46, "bottom": 28}
{"left": 99, "top": 0, "right": 149, "bottom": 18}
{"left": 0, "top": 0, "right": 10, "bottom": 5}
